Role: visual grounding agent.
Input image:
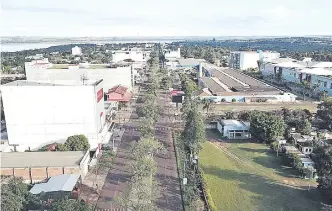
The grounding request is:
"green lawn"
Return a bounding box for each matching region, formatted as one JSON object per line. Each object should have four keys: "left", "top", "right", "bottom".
{"left": 199, "top": 141, "right": 323, "bottom": 211}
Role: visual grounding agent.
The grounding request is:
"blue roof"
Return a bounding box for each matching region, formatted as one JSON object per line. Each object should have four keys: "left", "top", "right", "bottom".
{"left": 30, "top": 174, "right": 80, "bottom": 194}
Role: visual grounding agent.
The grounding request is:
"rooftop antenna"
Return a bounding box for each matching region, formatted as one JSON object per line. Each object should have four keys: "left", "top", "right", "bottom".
{"left": 80, "top": 74, "right": 88, "bottom": 85}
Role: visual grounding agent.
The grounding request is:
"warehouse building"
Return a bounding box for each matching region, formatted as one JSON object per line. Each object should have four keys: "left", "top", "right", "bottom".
{"left": 197, "top": 63, "right": 296, "bottom": 102}
{"left": 25, "top": 59, "right": 134, "bottom": 91}
{"left": 1, "top": 80, "right": 112, "bottom": 152}
{"left": 1, "top": 151, "right": 90, "bottom": 183}
{"left": 260, "top": 57, "right": 332, "bottom": 96}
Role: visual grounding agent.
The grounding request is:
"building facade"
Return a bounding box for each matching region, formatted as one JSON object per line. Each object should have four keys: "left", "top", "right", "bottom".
{"left": 230, "top": 51, "right": 280, "bottom": 70}
{"left": 1, "top": 80, "right": 112, "bottom": 152}
{"left": 111, "top": 50, "right": 147, "bottom": 63}
{"left": 260, "top": 58, "right": 332, "bottom": 96}
{"left": 25, "top": 60, "right": 134, "bottom": 91}
{"left": 164, "top": 48, "right": 181, "bottom": 60}
{"left": 71, "top": 46, "right": 82, "bottom": 55}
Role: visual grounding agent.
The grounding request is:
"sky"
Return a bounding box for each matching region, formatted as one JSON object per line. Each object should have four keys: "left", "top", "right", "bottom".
{"left": 1, "top": 0, "right": 332, "bottom": 37}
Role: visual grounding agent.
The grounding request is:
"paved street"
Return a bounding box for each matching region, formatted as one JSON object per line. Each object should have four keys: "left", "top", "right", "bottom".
{"left": 95, "top": 88, "right": 183, "bottom": 210}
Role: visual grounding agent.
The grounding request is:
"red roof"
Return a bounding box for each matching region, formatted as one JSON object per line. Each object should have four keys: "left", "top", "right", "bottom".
{"left": 171, "top": 90, "right": 185, "bottom": 96}
{"left": 108, "top": 85, "right": 128, "bottom": 95}
{"left": 107, "top": 85, "right": 132, "bottom": 102}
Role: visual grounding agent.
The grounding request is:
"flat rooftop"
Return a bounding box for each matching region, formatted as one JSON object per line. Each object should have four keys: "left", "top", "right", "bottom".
{"left": 220, "top": 120, "right": 247, "bottom": 127}
{"left": 2, "top": 79, "right": 102, "bottom": 87}
{"left": 1, "top": 151, "right": 86, "bottom": 168}
{"left": 49, "top": 64, "right": 120, "bottom": 69}
{"left": 177, "top": 58, "right": 205, "bottom": 66}
{"left": 202, "top": 66, "right": 280, "bottom": 94}
{"left": 201, "top": 77, "right": 225, "bottom": 94}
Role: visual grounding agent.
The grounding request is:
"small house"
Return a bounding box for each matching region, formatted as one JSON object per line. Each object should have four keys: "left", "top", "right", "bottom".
{"left": 298, "top": 142, "right": 314, "bottom": 155}
{"left": 217, "top": 120, "right": 251, "bottom": 139}
{"left": 300, "top": 157, "right": 315, "bottom": 168}
{"left": 291, "top": 133, "right": 314, "bottom": 145}
{"left": 282, "top": 145, "right": 301, "bottom": 154}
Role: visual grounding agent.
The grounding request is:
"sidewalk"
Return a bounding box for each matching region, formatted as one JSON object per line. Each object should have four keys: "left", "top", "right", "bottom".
{"left": 79, "top": 89, "right": 138, "bottom": 207}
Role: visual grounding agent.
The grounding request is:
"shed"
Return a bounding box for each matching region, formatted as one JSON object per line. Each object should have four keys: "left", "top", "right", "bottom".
{"left": 30, "top": 174, "right": 81, "bottom": 199}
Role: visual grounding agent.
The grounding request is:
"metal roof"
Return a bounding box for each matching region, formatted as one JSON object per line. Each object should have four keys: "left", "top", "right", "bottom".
{"left": 201, "top": 77, "right": 226, "bottom": 94}
{"left": 30, "top": 174, "right": 80, "bottom": 194}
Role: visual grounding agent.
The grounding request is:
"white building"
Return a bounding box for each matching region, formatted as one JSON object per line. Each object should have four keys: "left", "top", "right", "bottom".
{"left": 1, "top": 80, "right": 113, "bottom": 152}
{"left": 230, "top": 51, "right": 280, "bottom": 70}
{"left": 72, "top": 46, "right": 82, "bottom": 55}
{"left": 25, "top": 60, "right": 134, "bottom": 91}
{"left": 111, "top": 48, "right": 150, "bottom": 63}
{"left": 260, "top": 58, "right": 332, "bottom": 96}
{"left": 217, "top": 120, "right": 251, "bottom": 139}
{"left": 164, "top": 48, "right": 181, "bottom": 60}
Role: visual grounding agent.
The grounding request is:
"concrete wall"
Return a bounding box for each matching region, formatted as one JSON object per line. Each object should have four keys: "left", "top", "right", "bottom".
{"left": 25, "top": 64, "right": 133, "bottom": 91}
{"left": 217, "top": 121, "right": 226, "bottom": 137}
{"left": 199, "top": 93, "right": 296, "bottom": 103}
{"left": 1, "top": 84, "right": 105, "bottom": 151}
{"left": 1, "top": 165, "right": 88, "bottom": 183}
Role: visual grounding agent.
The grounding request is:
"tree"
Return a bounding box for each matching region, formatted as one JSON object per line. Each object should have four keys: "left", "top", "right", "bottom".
{"left": 1, "top": 177, "right": 43, "bottom": 211}
{"left": 182, "top": 104, "right": 206, "bottom": 155}
{"left": 286, "top": 153, "right": 304, "bottom": 174}
{"left": 313, "top": 145, "right": 332, "bottom": 200}
{"left": 298, "top": 119, "right": 312, "bottom": 135}
{"left": 128, "top": 156, "right": 157, "bottom": 182}
{"left": 62, "top": 135, "right": 90, "bottom": 151}
{"left": 130, "top": 137, "right": 164, "bottom": 159}
{"left": 201, "top": 98, "right": 212, "bottom": 114}
{"left": 189, "top": 196, "right": 205, "bottom": 211}
{"left": 51, "top": 197, "right": 92, "bottom": 211}
{"left": 317, "top": 98, "right": 332, "bottom": 131}
{"left": 139, "top": 119, "right": 155, "bottom": 138}
{"left": 250, "top": 112, "right": 285, "bottom": 143}
{"left": 225, "top": 112, "right": 235, "bottom": 120}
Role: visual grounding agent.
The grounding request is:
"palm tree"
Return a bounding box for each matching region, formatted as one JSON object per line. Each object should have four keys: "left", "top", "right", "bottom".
{"left": 201, "top": 98, "right": 211, "bottom": 115}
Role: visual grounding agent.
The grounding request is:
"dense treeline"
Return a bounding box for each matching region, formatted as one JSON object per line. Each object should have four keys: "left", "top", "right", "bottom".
{"left": 170, "top": 37, "right": 332, "bottom": 62}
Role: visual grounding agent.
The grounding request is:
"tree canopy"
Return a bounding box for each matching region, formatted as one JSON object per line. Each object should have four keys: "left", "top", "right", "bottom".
{"left": 61, "top": 134, "right": 90, "bottom": 151}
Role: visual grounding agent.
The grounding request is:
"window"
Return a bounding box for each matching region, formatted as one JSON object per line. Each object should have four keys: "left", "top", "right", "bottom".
{"left": 324, "top": 82, "right": 327, "bottom": 88}
{"left": 330, "top": 83, "right": 332, "bottom": 89}
{"left": 305, "top": 148, "right": 308, "bottom": 152}
{"left": 235, "top": 133, "right": 242, "bottom": 137}
{"left": 309, "top": 148, "right": 312, "bottom": 152}
{"left": 294, "top": 73, "right": 296, "bottom": 77}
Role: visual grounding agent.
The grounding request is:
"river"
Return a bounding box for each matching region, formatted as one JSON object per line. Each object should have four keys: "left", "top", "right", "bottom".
{"left": 1, "top": 40, "right": 179, "bottom": 52}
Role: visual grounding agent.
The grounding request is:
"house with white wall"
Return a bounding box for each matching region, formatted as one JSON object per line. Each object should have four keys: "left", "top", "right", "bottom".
{"left": 217, "top": 120, "right": 251, "bottom": 139}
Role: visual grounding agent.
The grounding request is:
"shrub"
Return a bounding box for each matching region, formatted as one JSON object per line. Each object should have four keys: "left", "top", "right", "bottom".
{"left": 62, "top": 135, "right": 90, "bottom": 151}
{"left": 221, "top": 98, "right": 226, "bottom": 102}
{"left": 270, "top": 141, "right": 282, "bottom": 152}
{"left": 199, "top": 167, "right": 217, "bottom": 211}
{"left": 286, "top": 153, "right": 304, "bottom": 174}
{"left": 231, "top": 98, "right": 236, "bottom": 102}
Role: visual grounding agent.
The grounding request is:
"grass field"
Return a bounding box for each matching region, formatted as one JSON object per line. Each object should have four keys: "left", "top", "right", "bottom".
{"left": 199, "top": 139, "right": 323, "bottom": 211}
